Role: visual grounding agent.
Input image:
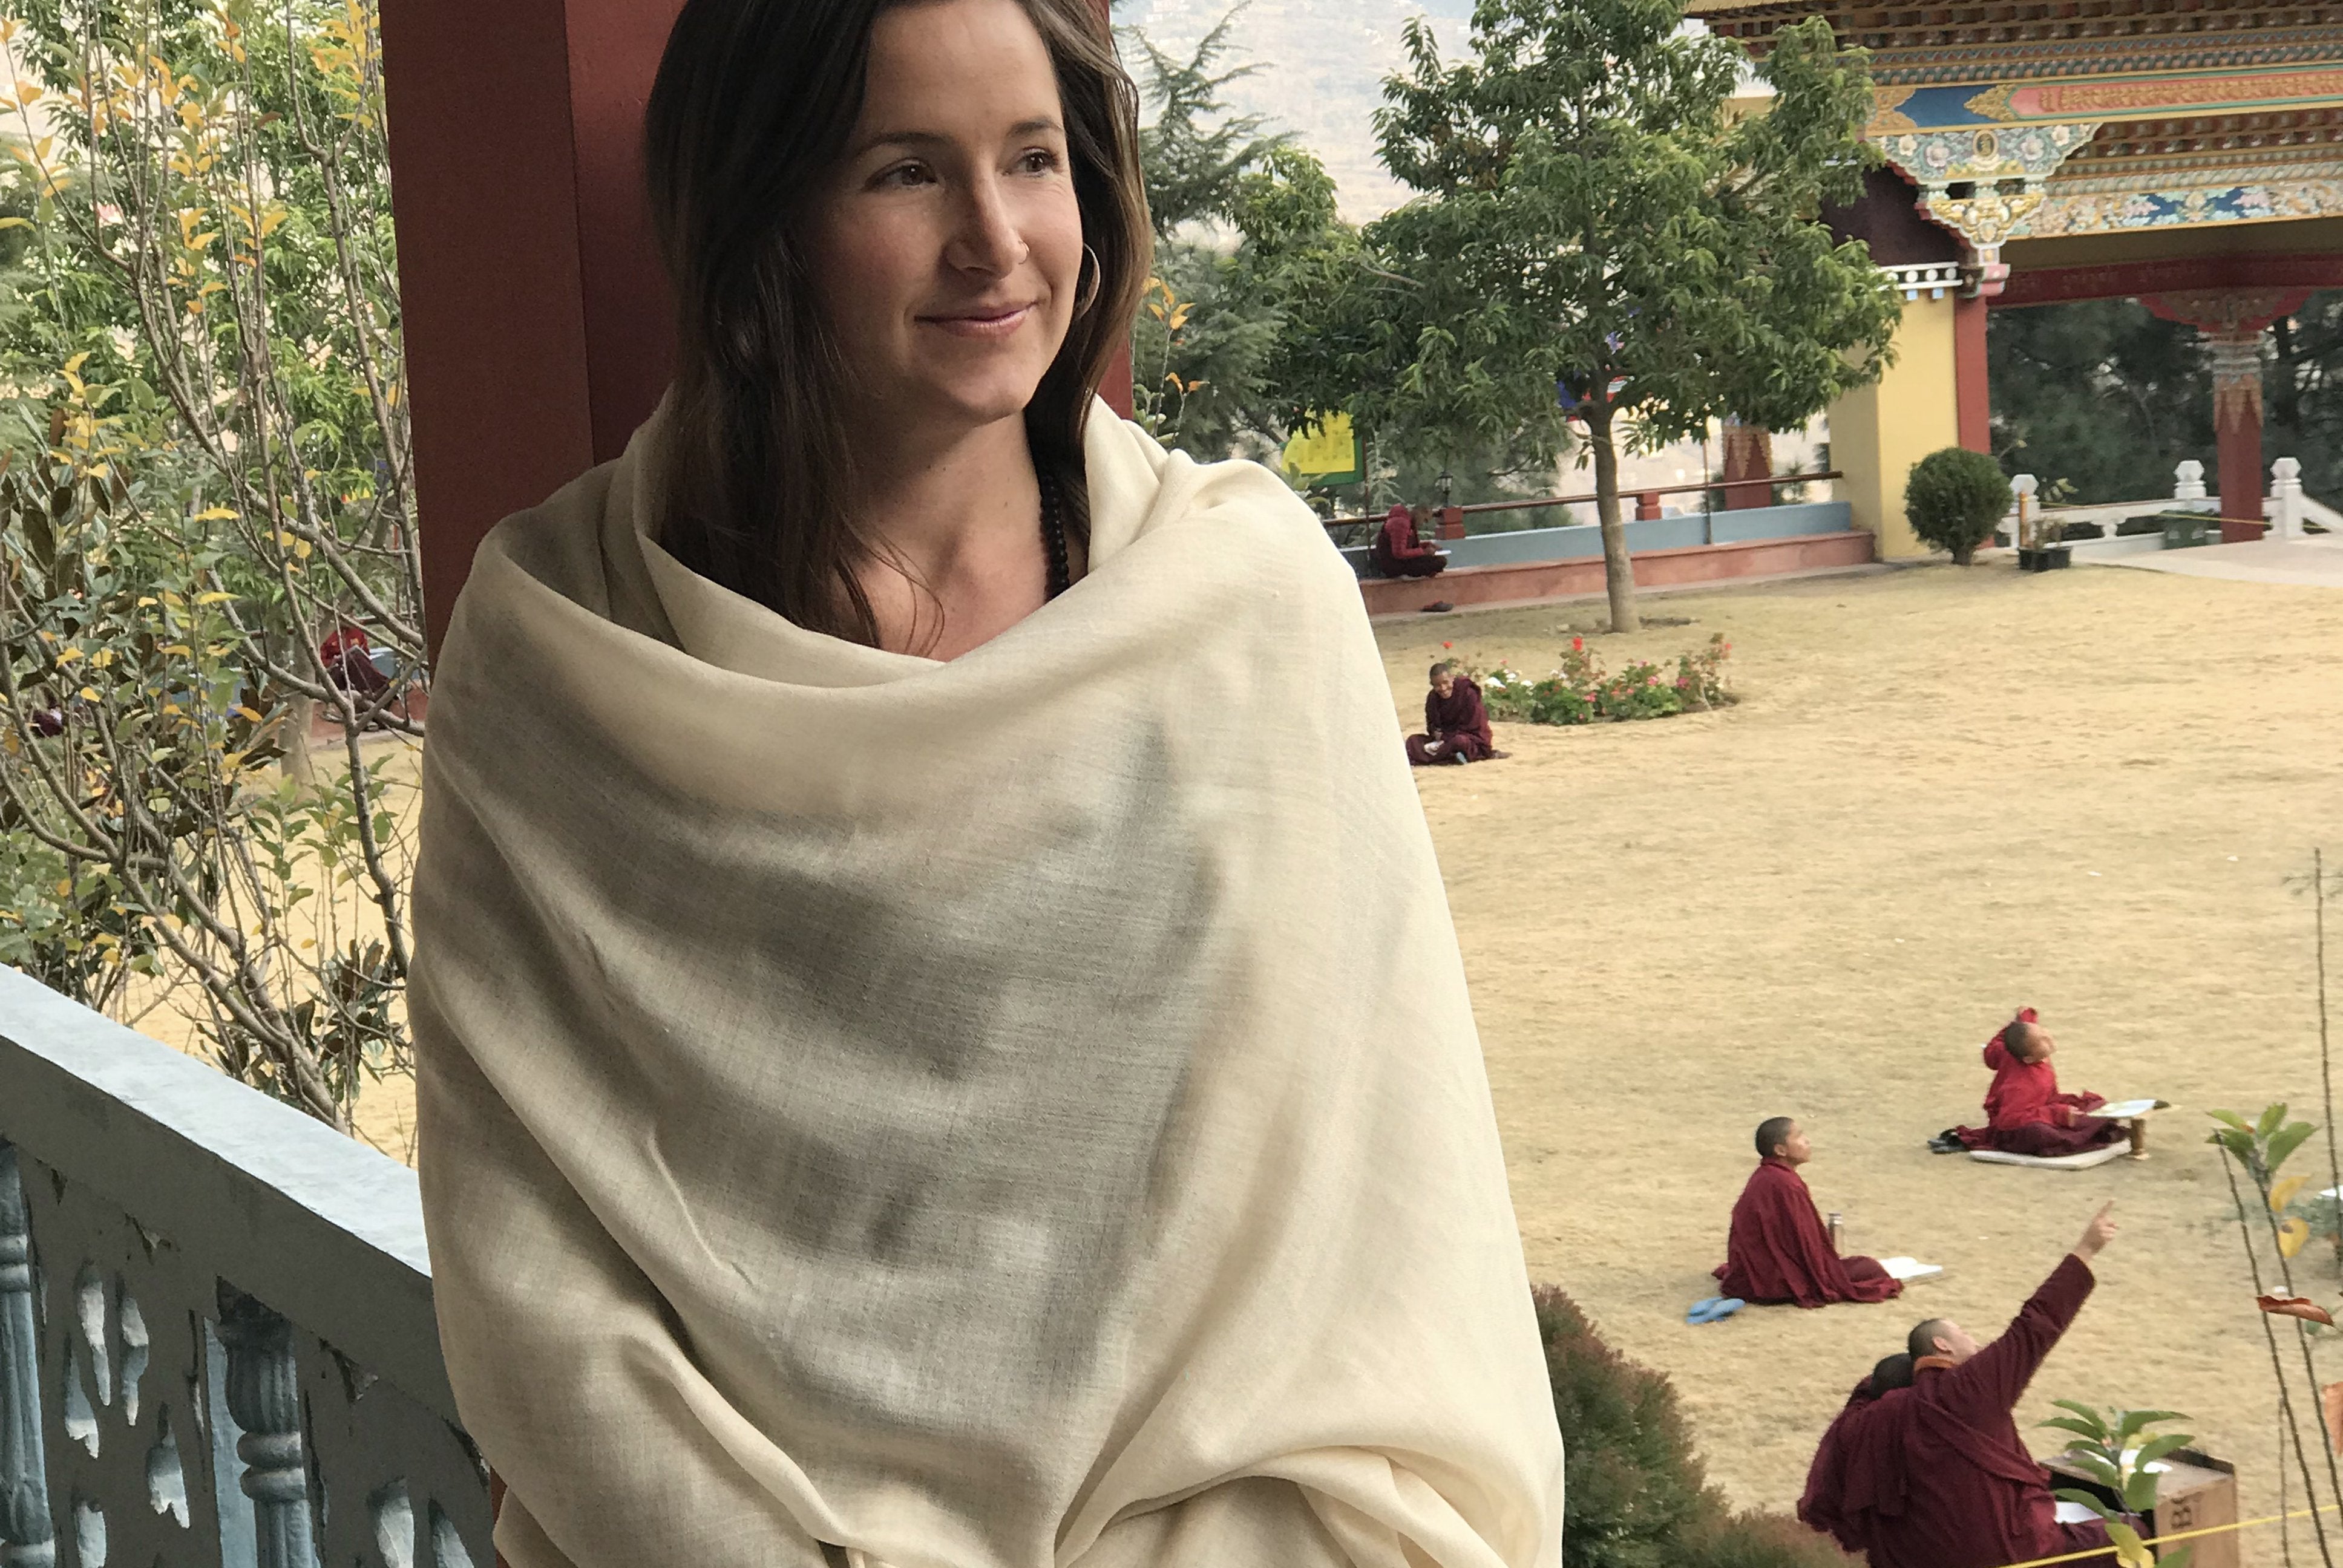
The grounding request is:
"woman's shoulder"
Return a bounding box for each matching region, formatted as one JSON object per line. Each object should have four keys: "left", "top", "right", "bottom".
{"left": 476, "top": 459, "right": 625, "bottom": 593}
{"left": 1087, "top": 411, "right": 1351, "bottom": 583}
{"left": 447, "top": 448, "right": 676, "bottom": 652}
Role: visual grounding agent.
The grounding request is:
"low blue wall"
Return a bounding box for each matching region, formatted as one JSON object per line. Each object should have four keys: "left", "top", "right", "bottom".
{"left": 1341, "top": 500, "right": 1852, "bottom": 577}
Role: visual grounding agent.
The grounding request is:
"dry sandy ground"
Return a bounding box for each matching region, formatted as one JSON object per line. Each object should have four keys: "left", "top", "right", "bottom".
{"left": 1377, "top": 559, "right": 2343, "bottom": 1560}
{"left": 180, "top": 557, "right": 2330, "bottom": 1557}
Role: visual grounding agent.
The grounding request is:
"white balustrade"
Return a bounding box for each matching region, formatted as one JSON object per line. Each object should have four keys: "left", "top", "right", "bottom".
{"left": 2270, "top": 457, "right": 2305, "bottom": 541}
{"left": 0, "top": 968, "right": 488, "bottom": 1568}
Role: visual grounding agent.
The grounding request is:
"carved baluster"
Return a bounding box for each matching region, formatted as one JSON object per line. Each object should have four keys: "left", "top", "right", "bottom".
{"left": 217, "top": 1289, "right": 315, "bottom": 1568}
{"left": 0, "top": 1145, "right": 54, "bottom": 1568}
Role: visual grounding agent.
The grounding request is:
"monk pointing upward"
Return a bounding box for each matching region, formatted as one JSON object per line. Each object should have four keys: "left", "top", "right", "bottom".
{"left": 1825, "top": 1203, "right": 2125, "bottom": 1568}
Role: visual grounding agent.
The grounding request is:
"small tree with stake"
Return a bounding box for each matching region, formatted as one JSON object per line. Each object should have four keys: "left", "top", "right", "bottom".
{"left": 1335, "top": 0, "right": 1899, "bottom": 632}
{"left": 2038, "top": 1400, "right": 2196, "bottom": 1568}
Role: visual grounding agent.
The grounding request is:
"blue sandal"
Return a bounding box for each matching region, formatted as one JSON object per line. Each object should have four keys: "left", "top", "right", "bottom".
{"left": 1686, "top": 1296, "right": 1746, "bottom": 1325}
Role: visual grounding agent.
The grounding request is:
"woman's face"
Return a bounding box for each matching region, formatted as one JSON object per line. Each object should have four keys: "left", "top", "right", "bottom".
{"left": 811, "top": 0, "right": 1084, "bottom": 434}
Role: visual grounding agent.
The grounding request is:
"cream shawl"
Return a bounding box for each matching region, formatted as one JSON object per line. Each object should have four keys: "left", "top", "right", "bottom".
{"left": 410, "top": 401, "right": 1564, "bottom": 1568}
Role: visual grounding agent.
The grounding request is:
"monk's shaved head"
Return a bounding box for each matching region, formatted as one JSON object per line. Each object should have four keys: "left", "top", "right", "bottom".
{"left": 2005, "top": 1019, "right": 2040, "bottom": 1061}
{"left": 1430, "top": 660, "right": 1460, "bottom": 681}
{"left": 1909, "top": 1319, "right": 1954, "bottom": 1359}
{"left": 1871, "top": 1352, "right": 1914, "bottom": 1393}
{"left": 1755, "top": 1116, "right": 1796, "bottom": 1160}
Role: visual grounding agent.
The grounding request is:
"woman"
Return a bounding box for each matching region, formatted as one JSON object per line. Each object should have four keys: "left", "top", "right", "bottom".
{"left": 411, "top": 2, "right": 1562, "bottom": 1566}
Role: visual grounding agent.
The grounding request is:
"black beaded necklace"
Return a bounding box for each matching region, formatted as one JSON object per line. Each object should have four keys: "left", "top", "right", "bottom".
{"left": 1038, "top": 468, "right": 1071, "bottom": 601}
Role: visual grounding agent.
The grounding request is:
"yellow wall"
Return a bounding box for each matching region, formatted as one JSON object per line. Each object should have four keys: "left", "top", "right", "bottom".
{"left": 1830, "top": 292, "right": 1960, "bottom": 560}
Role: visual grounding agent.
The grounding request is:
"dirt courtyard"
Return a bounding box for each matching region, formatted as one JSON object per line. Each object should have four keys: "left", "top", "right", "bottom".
{"left": 1376, "top": 558, "right": 2343, "bottom": 1557}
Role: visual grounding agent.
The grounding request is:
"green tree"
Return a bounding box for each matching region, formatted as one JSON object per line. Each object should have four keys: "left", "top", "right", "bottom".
{"left": 0, "top": 0, "right": 418, "bottom": 1135}
{"left": 1992, "top": 291, "right": 2343, "bottom": 509}
{"left": 1129, "top": 12, "right": 1285, "bottom": 238}
{"left": 1122, "top": 15, "right": 1282, "bottom": 459}
{"left": 1296, "top": 0, "right": 1899, "bottom": 630}
{"left": 1988, "top": 299, "right": 2212, "bottom": 503}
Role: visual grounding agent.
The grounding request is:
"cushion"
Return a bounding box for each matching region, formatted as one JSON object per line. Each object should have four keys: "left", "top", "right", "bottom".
{"left": 1967, "top": 1143, "right": 2129, "bottom": 1171}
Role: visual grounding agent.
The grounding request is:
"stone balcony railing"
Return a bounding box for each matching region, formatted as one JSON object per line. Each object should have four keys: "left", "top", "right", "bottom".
{"left": 0, "top": 964, "right": 489, "bottom": 1568}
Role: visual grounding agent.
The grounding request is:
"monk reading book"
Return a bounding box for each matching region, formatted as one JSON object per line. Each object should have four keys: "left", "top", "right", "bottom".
{"left": 1952, "top": 1010, "right": 2124, "bottom": 1157}
{"left": 1802, "top": 1204, "right": 2126, "bottom": 1568}
{"left": 1370, "top": 503, "right": 1447, "bottom": 579}
{"left": 1714, "top": 1118, "right": 1902, "bottom": 1308}
{"left": 1407, "top": 662, "right": 1499, "bottom": 766}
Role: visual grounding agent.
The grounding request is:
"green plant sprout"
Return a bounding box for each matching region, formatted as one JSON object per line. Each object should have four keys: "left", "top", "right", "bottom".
{"left": 2038, "top": 1400, "right": 2194, "bottom": 1568}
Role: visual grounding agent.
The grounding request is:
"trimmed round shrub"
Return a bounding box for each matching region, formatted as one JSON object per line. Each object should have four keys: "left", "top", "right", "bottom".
{"left": 1904, "top": 447, "right": 2013, "bottom": 565}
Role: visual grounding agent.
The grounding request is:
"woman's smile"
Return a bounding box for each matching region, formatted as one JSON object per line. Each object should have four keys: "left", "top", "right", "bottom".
{"left": 920, "top": 299, "right": 1038, "bottom": 338}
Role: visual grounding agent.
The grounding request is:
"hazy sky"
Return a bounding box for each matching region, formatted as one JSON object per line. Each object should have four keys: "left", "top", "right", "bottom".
{"left": 1112, "top": 0, "right": 1478, "bottom": 220}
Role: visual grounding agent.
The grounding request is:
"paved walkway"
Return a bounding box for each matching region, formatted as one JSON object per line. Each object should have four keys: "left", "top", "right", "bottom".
{"left": 2088, "top": 533, "right": 2343, "bottom": 586}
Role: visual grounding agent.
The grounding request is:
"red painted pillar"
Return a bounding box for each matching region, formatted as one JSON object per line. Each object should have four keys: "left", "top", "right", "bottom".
{"left": 381, "top": 0, "right": 684, "bottom": 658}
{"left": 1719, "top": 419, "right": 1772, "bottom": 509}
{"left": 1955, "top": 294, "right": 1991, "bottom": 454}
{"left": 387, "top": 0, "right": 1130, "bottom": 659}
{"left": 2209, "top": 330, "right": 2267, "bottom": 538}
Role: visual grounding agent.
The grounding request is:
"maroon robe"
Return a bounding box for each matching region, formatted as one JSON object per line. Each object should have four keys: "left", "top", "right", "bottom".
{"left": 1811, "top": 1255, "right": 2114, "bottom": 1567}
{"left": 1407, "top": 677, "right": 1495, "bottom": 766}
{"left": 1713, "top": 1158, "right": 1901, "bottom": 1307}
{"left": 1798, "top": 1372, "right": 1901, "bottom": 1557}
{"left": 1956, "top": 1015, "right": 2119, "bottom": 1156}
{"left": 1371, "top": 505, "right": 1445, "bottom": 578}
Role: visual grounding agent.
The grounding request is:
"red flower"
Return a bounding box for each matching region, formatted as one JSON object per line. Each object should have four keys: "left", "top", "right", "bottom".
{"left": 1571, "top": 636, "right": 1585, "bottom": 652}
{"left": 1442, "top": 641, "right": 1452, "bottom": 648}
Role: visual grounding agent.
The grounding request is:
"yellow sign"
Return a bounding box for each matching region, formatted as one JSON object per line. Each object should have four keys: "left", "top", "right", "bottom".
{"left": 1282, "top": 413, "right": 1363, "bottom": 486}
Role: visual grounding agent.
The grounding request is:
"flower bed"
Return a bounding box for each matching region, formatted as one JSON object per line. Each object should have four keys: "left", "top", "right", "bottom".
{"left": 1477, "top": 633, "right": 1732, "bottom": 726}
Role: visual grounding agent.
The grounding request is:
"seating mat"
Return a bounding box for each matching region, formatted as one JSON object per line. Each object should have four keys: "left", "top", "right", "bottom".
{"left": 1967, "top": 1143, "right": 2128, "bottom": 1170}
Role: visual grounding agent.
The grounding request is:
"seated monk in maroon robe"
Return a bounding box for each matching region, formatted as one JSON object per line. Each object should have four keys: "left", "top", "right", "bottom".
{"left": 1807, "top": 1204, "right": 2125, "bottom": 1568}
{"left": 1407, "top": 661, "right": 1498, "bottom": 766}
{"left": 1798, "top": 1352, "right": 1914, "bottom": 1558}
{"left": 1954, "top": 1011, "right": 2122, "bottom": 1157}
{"left": 1369, "top": 503, "right": 1447, "bottom": 578}
{"left": 1714, "top": 1117, "right": 1901, "bottom": 1308}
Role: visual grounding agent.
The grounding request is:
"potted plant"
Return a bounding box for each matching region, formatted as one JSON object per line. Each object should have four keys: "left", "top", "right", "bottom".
{"left": 1906, "top": 448, "right": 2020, "bottom": 568}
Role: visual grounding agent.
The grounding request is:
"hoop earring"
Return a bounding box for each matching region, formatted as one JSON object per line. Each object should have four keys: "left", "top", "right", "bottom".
{"left": 1074, "top": 245, "right": 1102, "bottom": 318}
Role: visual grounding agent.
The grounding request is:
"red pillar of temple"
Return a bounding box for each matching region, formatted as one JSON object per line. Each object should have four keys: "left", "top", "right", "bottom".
{"left": 1954, "top": 294, "right": 1991, "bottom": 454}
{"left": 2209, "top": 332, "right": 2267, "bottom": 538}
{"left": 386, "top": 0, "right": 1132, "bottom": 659}
{"left": 2140, "top": 287, "right": 2312, "bottom": 543}
{"left": 380, "top": 0, "right": 684, "bottom": 658}
{"left": 1719, "top": 419, "right": 1773, "bottom": 509}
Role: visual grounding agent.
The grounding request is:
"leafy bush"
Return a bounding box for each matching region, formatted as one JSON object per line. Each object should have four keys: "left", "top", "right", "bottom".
{"left": 1679, "top": 1511, "right": 1862, "bottom": 1568}
{"left": 1478, "top": 634, "right": 1731, "bottom": 728}
{"left": 1534, "top": 1286, "right": 1854, "bottom": 1568}
{"left": 1904, "top": 447, "right": 2012, "bottom": 564}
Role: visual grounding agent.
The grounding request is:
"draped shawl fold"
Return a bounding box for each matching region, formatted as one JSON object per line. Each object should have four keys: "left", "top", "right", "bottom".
{"left": 411, "top": 401, "right": 1565, "bottom": 1568}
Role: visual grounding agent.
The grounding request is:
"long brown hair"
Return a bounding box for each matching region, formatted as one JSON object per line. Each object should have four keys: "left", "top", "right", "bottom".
{"left": 643, "top": 0, "right": 1150, "bottom": 644}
